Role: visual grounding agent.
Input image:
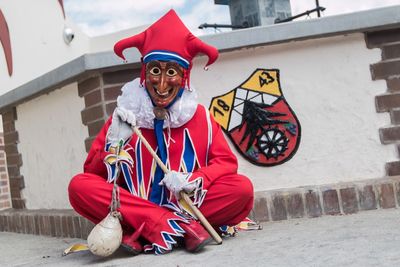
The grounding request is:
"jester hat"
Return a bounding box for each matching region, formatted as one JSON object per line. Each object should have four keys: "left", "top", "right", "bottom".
{"left": 114, "top": 9, "right": 218, "bottom": 87}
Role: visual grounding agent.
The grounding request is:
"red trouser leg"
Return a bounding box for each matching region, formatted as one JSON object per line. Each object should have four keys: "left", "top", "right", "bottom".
{"left": 68, "top": 173, "right": 187, "bottom": 252}
{"left": 199, "top": 174, "right": 254, "bottom": 227}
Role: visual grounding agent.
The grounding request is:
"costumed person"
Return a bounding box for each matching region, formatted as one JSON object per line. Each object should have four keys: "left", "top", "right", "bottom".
{"left": 68, "top": 9, "right": 254, "bottom": 255}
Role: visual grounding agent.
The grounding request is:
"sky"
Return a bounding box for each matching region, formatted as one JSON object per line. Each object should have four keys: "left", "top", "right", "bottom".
{"left": 63, "top": 0, "right": 400, "bottom": 37}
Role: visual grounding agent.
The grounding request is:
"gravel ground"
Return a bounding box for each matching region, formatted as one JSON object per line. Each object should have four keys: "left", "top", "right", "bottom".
{"left": 1, "top": 208, "right": 400, "bottom": 267}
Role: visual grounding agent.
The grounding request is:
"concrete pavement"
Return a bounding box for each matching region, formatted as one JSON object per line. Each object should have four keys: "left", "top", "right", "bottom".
{"left": 1, "top": 208, "right": 400, "bottom": 267}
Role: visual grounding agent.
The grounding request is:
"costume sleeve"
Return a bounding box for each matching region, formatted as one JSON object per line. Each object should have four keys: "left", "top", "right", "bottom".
{"left": 188, "top": 115, "right": 238, "bottom": 190}
{"left": 83, "top": 117, "right": 113, "bottom": 177}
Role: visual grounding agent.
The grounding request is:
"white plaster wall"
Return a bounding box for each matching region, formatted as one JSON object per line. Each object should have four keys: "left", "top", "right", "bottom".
{"left": 0, "top": 0, "right": 90, "bottom": 94}
{"left": 191, "top": 33, "right": 396, "bottom": 191}
{"left": 16, "top": 83, "right": 87, "bottom": 209}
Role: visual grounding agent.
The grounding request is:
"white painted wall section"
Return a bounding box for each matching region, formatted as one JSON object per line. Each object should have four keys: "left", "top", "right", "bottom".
{"left": 16, "top": 83, "right": 87, "bottom": 209}
{"left": 192, "top": 33, "right": 396, "bottom": 191}
{"left": 0, "top": 0, "right": 90, "bottom": 94}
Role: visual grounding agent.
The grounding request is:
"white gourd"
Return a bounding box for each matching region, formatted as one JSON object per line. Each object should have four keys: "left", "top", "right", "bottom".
{"left": 87, "top": 212, "right": 122, "bottom": 257}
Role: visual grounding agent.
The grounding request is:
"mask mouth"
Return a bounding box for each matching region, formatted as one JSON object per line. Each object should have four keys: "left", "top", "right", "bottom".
{"left": 154, "top": 86, "right": 174, "bottom": 99}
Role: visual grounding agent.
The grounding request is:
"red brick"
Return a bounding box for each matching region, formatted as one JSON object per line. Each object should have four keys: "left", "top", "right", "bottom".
{"left": 371, "top": 59, "right": 400, "bottom": 80}
{"left": 3, "top": 131, "right": 19, "bottom": 145}
{"left": 72, "top": 216, "right": 81, "bottom": 238}
{"left": 382, "top": 43, "right": 400, "bottom": 60}
{"left": 61, "top": 215, "right": 68, "bottom": 237}
{"left": 7, "top": 166, "right": 21, "bottom": 178}
{"left": 376, "top": 93, "right": 400, "bottom": 113}
{"left": 15, "top": 214, "right": 21, "bottom": 233}
{"left": 2, "top": 187, "right": 9, "bottom": 194}
{"left": 380, "top": 127, "right": 400, "bottom": 145}
{"left": 87, "top": 119, "right": 105, "bottom": 137}
{"left": 253, "top": 195, "right": 269, "bottom": 222}
{"left": 366, "top": 28, "right": 400, "bottom": 48}
{"left": 7, "top": 215, "right": 14, "bottom": 232}
{"left": 322, "top": 189, "right": 340, "bottom": 215}
{"left": 20, "top": 214, "right": 27, "bottom": 234}
{"left": 78, "top": 76, "right": 101, "bottom": 97}
{"left": 104, "top": 86, "right": 122, "bottom": 101}
{"left": 79, "top": 217, "right": 89, "bottom": 239}
{"left": 0, "top": 200, "right": 11, "bottom": 209}
{"left": 395, "top": 182, "right": 400, "bottom": 207}
{"left": 34, "top": 214, "right": 41, "bottom": 234}
{"left": 390, "top": 109, "right": 400, "bottom": 125}
{"left": 379, "top": 183, "right": 396, "bottom": 208}
{"left": 105, "top": 101, "right": 117, "bottom": 117}
{"left": 84, "top": 137, "right": 95, "bottom": 153}
{"left": 340, "top": 187, "right": 358, "bottom": 214}
{"left": 84, "top": 89, "right": 102, "bottom": 108}
{"left": 386, "top": 161, "right": 400, "bottom": 176}
{"left": 67, "top": 216, "right": 75, "bottom": 238}
{"left": 287, "top": 193, "right": 304, "bottom": 218}
{"left": 6, "top": 154, "right": 22, "bottom": 166}
{"left": 305, "top": 190, "right": 322, "bottom": 218}
{"left": 86, "top": 220, "right": 95, "bottom": 238}
{"left": 49, "top": 216, "right": 56, "bottom": 237}
{"left": 1, "top": 108, "right": 17, "bottom": 123}
{"left": 9, "top": 176, "right": 24, "bottom": 190}
{"left": 81, "top": 105, "right": 104, "bottom": 125}
{"left": 387, "top": 77, "right": 400, "bottom": 92}
{"left": 27, "top": 215, "right": 35, "bottom": 234}
{"left": 11, "top": 198, "right": 25, "bottom": 209}
{"left": 270, "top": 194, "right": 287, "bottom": 221}
{"left": 2, "top": 122, "right": 15, "bottom": 133}
{"left": 103, "top": 68, "right": 140, "bottom": 85}
{"left": 0, "top": 215, "right": 4, "bottom": 231}
{"left": 54, "top": 215, "right": 62, "bottom": 237}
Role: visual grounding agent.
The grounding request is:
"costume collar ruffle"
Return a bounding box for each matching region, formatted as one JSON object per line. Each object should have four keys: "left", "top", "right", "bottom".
{"left": 117, "top": 78, "right": 198, "bottom": 129}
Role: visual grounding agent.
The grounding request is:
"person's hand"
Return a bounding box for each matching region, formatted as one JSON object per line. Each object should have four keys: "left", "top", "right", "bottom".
{"left": 115, "top": 106, "right": 136, "bottom": 127}
{"left": 107, "top": 107, "right": 136, "bottom": 147}
{"left": 158, "top": 171, "right": 197, "bottom": 199}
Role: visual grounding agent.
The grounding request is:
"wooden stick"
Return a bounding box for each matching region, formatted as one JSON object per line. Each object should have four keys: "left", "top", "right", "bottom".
{"left": 132, "top": 126, "right": 223, "bottom": 244}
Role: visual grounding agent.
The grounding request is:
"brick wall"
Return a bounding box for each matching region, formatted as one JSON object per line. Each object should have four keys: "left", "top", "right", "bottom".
{"left": 252, "top": 176, "right": 400, "bottom": 222}
{"left": 2, "top": 108, "right": 25, "bottom": 209}
{"left": 1, "top": 175, "right": 399, "bottom": 238}
{"left": 78, "top": 68, "right": 140, "bottom": 152}
{"left": 0, "top": 209, "right": 94, "bottom": 239}
{"left": 367, "top": 28, "right": 400, "bottom": 175}
{"left": 0, "top": 132, "right": 11, "bottom": 210}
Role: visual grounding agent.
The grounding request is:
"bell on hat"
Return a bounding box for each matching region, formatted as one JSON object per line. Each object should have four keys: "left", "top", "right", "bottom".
{"left": 113, "top": 9, "right": 219, "bottom": 86}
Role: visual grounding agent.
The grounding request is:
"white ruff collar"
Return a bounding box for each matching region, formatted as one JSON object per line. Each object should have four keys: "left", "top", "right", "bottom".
{"left": 117, "top": 78, "right": 198, "bottom": 129}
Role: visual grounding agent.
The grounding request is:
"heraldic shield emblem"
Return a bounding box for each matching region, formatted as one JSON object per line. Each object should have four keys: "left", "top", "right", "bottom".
{"left": 209, "top": 69, "right": 301, "bottom": 166}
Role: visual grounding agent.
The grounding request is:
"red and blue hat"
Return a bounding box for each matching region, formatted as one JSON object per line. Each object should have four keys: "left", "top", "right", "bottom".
{"left": 114, "top": 9, "right": 219, "bottom": 87}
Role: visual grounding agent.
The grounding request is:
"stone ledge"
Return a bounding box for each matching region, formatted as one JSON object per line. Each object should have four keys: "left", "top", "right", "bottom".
{"left": 251, "top": 176, "right": 400, "bottom": 222}
{"left": 0, "top": 209, "right": 94, "bottom": 239}
{"left": 1, "top": 177, "right": 400, "bottom": 238}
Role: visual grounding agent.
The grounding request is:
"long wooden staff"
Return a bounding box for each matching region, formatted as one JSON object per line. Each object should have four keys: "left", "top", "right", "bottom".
{"left": 132, "top": 126, "right": 223, "bottom": 244}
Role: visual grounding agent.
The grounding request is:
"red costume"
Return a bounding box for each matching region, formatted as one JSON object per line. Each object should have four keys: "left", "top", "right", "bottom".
{"left": 68, "top": 10, "right": 254, "bottom": 255}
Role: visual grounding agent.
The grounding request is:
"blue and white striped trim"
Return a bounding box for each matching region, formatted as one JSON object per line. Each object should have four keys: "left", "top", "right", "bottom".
{"left": 143, "top": 50, "right": 190, "bottom": 69}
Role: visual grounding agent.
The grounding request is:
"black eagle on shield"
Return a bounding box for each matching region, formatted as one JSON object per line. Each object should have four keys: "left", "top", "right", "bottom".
{"left": 209, "top": 69, "right": 301, "bottom": 166}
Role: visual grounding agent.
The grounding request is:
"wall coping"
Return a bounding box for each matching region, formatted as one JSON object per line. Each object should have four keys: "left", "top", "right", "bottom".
{"left": 1, "top": 5, "right": 400, "bottom": 111}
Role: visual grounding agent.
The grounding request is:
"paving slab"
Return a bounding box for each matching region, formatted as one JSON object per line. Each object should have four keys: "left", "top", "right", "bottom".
{"left": 1, "top": 208, "right": 400, "bottom": 267}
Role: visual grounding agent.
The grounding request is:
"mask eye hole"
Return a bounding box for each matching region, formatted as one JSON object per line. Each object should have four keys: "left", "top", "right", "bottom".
{"left": 166, "top": 68, "right": 178, "bottom": 77}
{"left": 149, "top": 67, "right": 161, "bottom": 75}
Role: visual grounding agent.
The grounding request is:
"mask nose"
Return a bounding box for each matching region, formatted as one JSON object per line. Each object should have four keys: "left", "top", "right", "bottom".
{"left": 157, "top": 74, "right": 169, "bottom": 93}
